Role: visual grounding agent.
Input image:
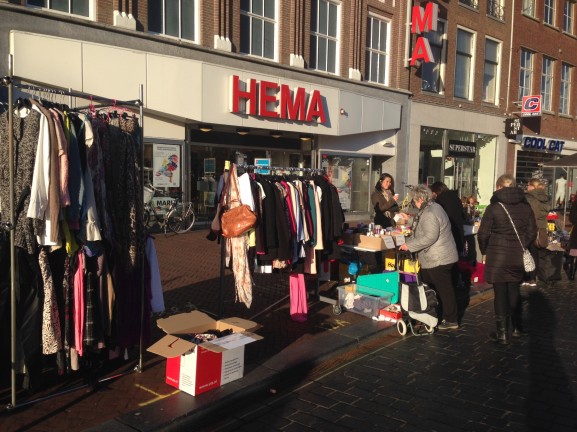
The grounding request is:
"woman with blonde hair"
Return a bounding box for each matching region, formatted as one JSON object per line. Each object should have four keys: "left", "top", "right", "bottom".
{"left": 477, "top": 174, "right": 536, "bottom": 344}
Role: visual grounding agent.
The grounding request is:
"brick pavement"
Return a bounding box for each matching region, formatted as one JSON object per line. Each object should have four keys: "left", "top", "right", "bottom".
{"left": 193, "top": 280, "right": 577, "bottom": 431}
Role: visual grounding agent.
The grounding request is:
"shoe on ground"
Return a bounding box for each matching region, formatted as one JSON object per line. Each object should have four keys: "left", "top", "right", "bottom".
{"left": 527, "top": 280, "right": 537, "bottom": 287}
{"left": 438, "top": 320, "right": 459, "bottom": 330}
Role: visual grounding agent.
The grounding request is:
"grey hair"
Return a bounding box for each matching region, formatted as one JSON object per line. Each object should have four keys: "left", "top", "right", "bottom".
{"left": 409, "top": 185, "right": 433, "bottom": 203}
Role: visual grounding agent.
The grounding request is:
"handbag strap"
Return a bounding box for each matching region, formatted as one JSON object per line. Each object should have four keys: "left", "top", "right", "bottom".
{"left": 498, "top": 202, "right": 525, "bottom": 251}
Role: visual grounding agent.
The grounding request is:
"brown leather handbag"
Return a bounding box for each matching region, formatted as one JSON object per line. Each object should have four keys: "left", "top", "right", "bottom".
{"left": 221, "top": 202, "right": 257, "bottom": 238}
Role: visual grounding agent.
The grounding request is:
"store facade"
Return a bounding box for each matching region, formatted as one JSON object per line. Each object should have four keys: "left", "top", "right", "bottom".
{"left": 3, "top": 14, "right": 411, "bottom": 223}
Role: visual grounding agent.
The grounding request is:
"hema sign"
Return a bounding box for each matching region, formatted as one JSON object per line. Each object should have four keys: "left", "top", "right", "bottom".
{"left": 230, "top": 75, "right": 327, "bottom": 124}
{"left": 410, "top": 2, "right": 439, "bottom": 66}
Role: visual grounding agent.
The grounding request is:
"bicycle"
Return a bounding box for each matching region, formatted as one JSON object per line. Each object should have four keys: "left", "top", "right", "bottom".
{"left": 143, "top": 184, "right": 195, "bottom": 235}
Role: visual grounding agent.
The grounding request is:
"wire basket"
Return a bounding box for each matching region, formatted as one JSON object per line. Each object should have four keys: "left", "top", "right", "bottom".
{"left": 143, "top": 186, "right": 155, "bottom": 203}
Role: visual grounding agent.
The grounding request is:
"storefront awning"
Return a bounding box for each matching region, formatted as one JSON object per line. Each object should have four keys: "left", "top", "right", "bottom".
{"left": 542, "top": 152, "right": 577, "bottom": 167}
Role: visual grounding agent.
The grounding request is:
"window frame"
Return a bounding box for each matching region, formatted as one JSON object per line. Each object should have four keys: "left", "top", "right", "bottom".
{"left": 541, "top": 56, "right": 554, "bottom": 111}
{"left": 365, "top": 14, "right": 391, "bottom": 86}
{"left": 310, "top": 0, "right": 341, "bottom": 74}
{"left": 240, "top": 0, "right": 278, "bottom": 61}
{"left": 454, "top": 27, "right": 476, "bottom": 101}
{"left": 522, "top": 0, "right": 536, "bottom": 17}
{"left": 482, "top": 37, "right": 501, "bottom": 105}
{"left": 545, "top": 0, "right": 556, "bottom": 26}
{"left": 148, "top": 0, "right": 199, "bottom": 43}
{"left": 564, "top": 0, "right": 575, "bottom": 34}
{"left": 26, "top": 0, "right": 94, "bottom": 19}
{"left": 560, "top": 62, "right": 572, "bottom": 115}
{"left": 519, "top": 48, "right": 533, "bottom": 100}
{"left": 421, "top": 18, "right": 447, "bottom": 94}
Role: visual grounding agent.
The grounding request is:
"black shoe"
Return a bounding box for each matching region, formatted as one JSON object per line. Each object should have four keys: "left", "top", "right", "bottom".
{"left": 438, "top": 320, "right": 459, "bottom": 330}
{"left": 511, "top": 327, "right": 527, "bottom": 338}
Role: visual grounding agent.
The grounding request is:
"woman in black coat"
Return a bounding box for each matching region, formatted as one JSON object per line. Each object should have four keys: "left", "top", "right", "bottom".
{"left": 477, "top": 174, "right": 536, "bottom": 345}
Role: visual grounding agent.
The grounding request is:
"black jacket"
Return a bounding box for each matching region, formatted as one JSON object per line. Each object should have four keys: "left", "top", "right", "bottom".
{"left": 435, "top": 189, "right": 465, "bottom": 256}
{"left": 478, "top": 187, "right": 537, "bottom": 284}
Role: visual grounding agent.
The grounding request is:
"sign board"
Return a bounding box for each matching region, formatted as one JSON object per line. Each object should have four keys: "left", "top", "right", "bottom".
{"left": 504, "top": 118, "right": 521, "bottom": 139}
{"left": 254, "top": 158, "right": 271, "bottom": 174}
{"left": 519, "top": 136, "right": 564, "bottom": 153}
{"left": 153, "top": 144, "right": 181, "bottom": 187}
{"left": 448, "top": 140, "right": 476, "bottom": 158}
{"left": 521, "top": 95, "right": 542, "bottom": 117}
{"left": 204, "top": 158, "right": 216, "bottom": 174}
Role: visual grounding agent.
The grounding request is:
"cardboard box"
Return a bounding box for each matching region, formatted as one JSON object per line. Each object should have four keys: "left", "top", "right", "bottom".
{"left": 353, "top": 234, "right": 396, "bottom": 251}
{"left": 379, "top": 304, "right": 402, "bottom": 322}
{"left": 147, "top": 311, "right": 262, "bottom": 396}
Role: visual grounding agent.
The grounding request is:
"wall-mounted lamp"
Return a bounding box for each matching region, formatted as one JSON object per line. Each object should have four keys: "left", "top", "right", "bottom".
{"left": 300, "top": 134, "right": 313, "bottom": 141}
{"left": 270, "top": 131, "right": 283, "bottom": 138}
{"left": 199, "top": 124, "right": 213, "bottom": 132}
{"left": 237, "top": 128, "right": 250, "bottom": 136}
{"left": 340, "top": 108, "right": 347, "bottom": 116}
{"left": 507, "top": 139, "right": 521, "bottom": 145}
{"left": 383, "top": 142, "right": 395, "bottom": 148}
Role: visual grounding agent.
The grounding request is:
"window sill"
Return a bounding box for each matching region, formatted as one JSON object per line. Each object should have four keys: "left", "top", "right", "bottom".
{"left": 521, "top": 13, "right": 540, "bottom": 23}
{"left": 558, "top": 113, "right": 573, "bottom": 119}
{"left": 458, "top": 3, "right": 480, "bottom": 14}
{"left": 543, "top": 23, "right": 560, "bottom": 32}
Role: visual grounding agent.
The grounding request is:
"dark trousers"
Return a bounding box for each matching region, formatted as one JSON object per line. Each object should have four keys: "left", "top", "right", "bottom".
{"left": 492, "top": 281, "right": 521, "bottom": 316}
{"left": 421, "top": 263, "right": 458, "bottom": 323}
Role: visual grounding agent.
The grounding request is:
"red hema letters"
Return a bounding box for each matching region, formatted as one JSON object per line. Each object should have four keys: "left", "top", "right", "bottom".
{"left": 230, "top": 75, "right": 327, "bottom": 124}
{"left": 410, "top": 2, "right": 438, "bottom": 66}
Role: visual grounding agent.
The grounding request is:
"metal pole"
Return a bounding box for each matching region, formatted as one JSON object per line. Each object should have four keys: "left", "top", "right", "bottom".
{"left": 8, "top": 54, "right": 19, "bottom": 410}
{"left": 138, "top": 83, "right": 144, "bottom": 373}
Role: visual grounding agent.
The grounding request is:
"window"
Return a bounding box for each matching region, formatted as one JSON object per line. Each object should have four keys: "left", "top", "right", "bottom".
{"left": 519, "top": 49, "right": 533, "bottom": 100}
{"left": 421, "top": 20, "right": 446, "bottom": 93}
{"left": 487, "top": 0, "right": 505, "bottom": 20}
{"left": 564, "top": 1, "right": 575, "bottom": 34}
{"left": 148, "top": 0, "right": 198, "bottom": 41}
{"left": 365, "top": 15, "right": 390, "bottom": 85}
{"left": 311, "top": 0, "right": 340, "bottom": 74}
{"left": 522, "top": 0, "right": 536, "bottom": 17}
{"left": 240, "top": 0, "right": 277, "bottom": 60}
{"left": 541, "top": 57, "right": 554, "bottom": 111}
{"left": 560, "top": 63, "right": 571, "bottom": 115}
{"left": 545, "top": 0, "right": 556, "bottom": 26}
{"left": 483, "top": 39, "right": 500, "bottom": 104}
{"left": 27, "top": 0, "right": 92, "bottom": 17}
{"left": 459, "top": 0, "right": 479, "bottom": 9}
{"left": 454, "top": 28, "right": 475, "bottom": 100}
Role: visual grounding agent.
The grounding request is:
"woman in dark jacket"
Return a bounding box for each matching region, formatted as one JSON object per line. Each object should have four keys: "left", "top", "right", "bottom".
{"left": 477, "top": 174, "right": 536, "bottom": 345}
{"left": 524, "top": 178, "right": 550, "bottom": 285}
{"left": 370, "top": 173, "right": 399, "bottom": 229}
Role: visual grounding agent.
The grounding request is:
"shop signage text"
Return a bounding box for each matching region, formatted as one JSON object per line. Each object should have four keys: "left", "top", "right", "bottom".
{"left": 521, "top": 136, "right": 564, "bottom": 153}
{"left": 521, "top": 95, "right": 542, "bottom": 117}
{"left": 410, "top": 2, "right": 438, "bottom": 66}
{"left": 448, "top": 140, "right": 476, "bottom": 158}
{"left": 230, "top": 75, "right": 327, "bottom": 124}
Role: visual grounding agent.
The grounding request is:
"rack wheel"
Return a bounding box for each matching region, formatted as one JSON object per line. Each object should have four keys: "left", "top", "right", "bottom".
{"left": 425, "top": 325, "right": 435, "bottom": 334}
{"left": 333, "top": 305, "right": 342, "bottom": 315}
{"left": 397, "top": 320, "right": 407, "bottom": 335}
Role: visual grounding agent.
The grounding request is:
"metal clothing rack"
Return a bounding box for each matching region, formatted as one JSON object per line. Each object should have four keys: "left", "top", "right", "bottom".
{"left": 218, "top": 163, "right": 325, "bottom": 321}
{"left": 0, "top": 56, "right": 145, "bottom": 410}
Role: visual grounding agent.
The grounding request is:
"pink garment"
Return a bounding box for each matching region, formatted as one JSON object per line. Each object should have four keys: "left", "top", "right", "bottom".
{"left": 73, "top": 251, "right": 85, "bottom": 357}
{"left": 289, "top": 272, "right": 308, "bottom": 322}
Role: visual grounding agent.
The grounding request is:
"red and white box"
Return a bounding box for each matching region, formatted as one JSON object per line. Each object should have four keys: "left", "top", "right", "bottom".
{"left": 379, "top": 304, "right": 402, "bottom": 322}
{"left": 147, "top": 311, "right": 262, "bottom": 396}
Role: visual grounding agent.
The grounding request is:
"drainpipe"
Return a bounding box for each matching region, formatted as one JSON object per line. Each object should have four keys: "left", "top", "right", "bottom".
{"left": 506, "top": 0, "right": 515, "bottom": 112}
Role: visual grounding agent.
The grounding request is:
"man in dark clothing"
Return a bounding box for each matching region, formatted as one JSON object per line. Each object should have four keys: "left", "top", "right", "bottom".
{"left": 430, "top": 182, "right": 465, "bottom": 256}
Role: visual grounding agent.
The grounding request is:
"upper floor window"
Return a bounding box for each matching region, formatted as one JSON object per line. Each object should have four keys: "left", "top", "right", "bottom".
{"left": 421, "top": 20, "right": 446, "bottom": 94}
{"left": 564, "top": 0, "right": 575, "bottom": 34}
{"left": 519, "top": 49, "right": 533, "bottom": 99}
{"left": 522, "top": 0, "right": 536, "bottom": 17}
{"left": 365, "top": 15, "right": 390, "bottom": 86}
{"left": 454, "top": 28, "right": 475, "bottom": 100}
{"left": 560, "top": 63, "right": 572, "bottom": 115}
{"left": 483, "top": 39, "right": 501, "bottom": 104}
{"left": 487, "top": 0, "right": 505, "bottom": 20}
{"left": 310, "top": 0, "right": 340, "bottom": 74}
{"left": 148, "top": 0, "right": 198, "bottom": 42}
{"left": 541, "top": 57, "right": 554, "bottom": 111}
{"left": 240, "top": 0, "right": 277, "bottom": 60}
{"left": 27, "top": 0, "right": 92, "bottom": 18}
{"left": 545, "top": 0, "right": 556, "bottom": 26}
{"left": 459, "top": 0, "right": 479, "bottom": 10}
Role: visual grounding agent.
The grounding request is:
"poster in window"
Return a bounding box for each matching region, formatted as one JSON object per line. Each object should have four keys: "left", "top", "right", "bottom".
{"left": 153, "top": 144, "right": 181, "bottom": 187}
{"left": 327, "top": 162, "right": 352, "bottom": 210}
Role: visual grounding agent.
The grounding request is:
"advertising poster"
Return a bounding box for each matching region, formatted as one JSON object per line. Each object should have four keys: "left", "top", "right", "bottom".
{"left": 153, "top": 144, "right": 181, "bottom": 187}
{"left": 327, "top": 163, "right": 352, "bottom": 210}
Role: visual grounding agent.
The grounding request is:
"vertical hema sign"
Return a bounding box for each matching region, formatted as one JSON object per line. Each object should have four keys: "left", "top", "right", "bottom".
{"left": 410, "top": 2, "right": 438, "bottom": 66}
{"left": 230, "top": 75, "right": 327, "bottom": 124}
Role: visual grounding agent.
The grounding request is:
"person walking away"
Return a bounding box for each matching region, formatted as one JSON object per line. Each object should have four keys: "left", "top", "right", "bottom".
{"left": 555, "top": 174, "right": 567, "bottom": 209}
{"left": 371, "top": 173, "right": 399, "bottom": 229}
{"left": 477, "top": 174, "right": 536, "bottom": 345}
{"left": 398, "top": 185, "right": 459, "bottom": 330}
{"left": 524, "top": 178, "right": 550, "bottom": 286}
{"left": 568, "top": 199, "right": 577, "bottom": 280}
{"left": 462, "top": 195, "right": 479, "bottom": 264}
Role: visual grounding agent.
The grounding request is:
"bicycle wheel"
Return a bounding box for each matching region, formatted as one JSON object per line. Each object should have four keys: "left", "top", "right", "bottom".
{"left": 167, "top": 202, "right": 195, "bottom": 234}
